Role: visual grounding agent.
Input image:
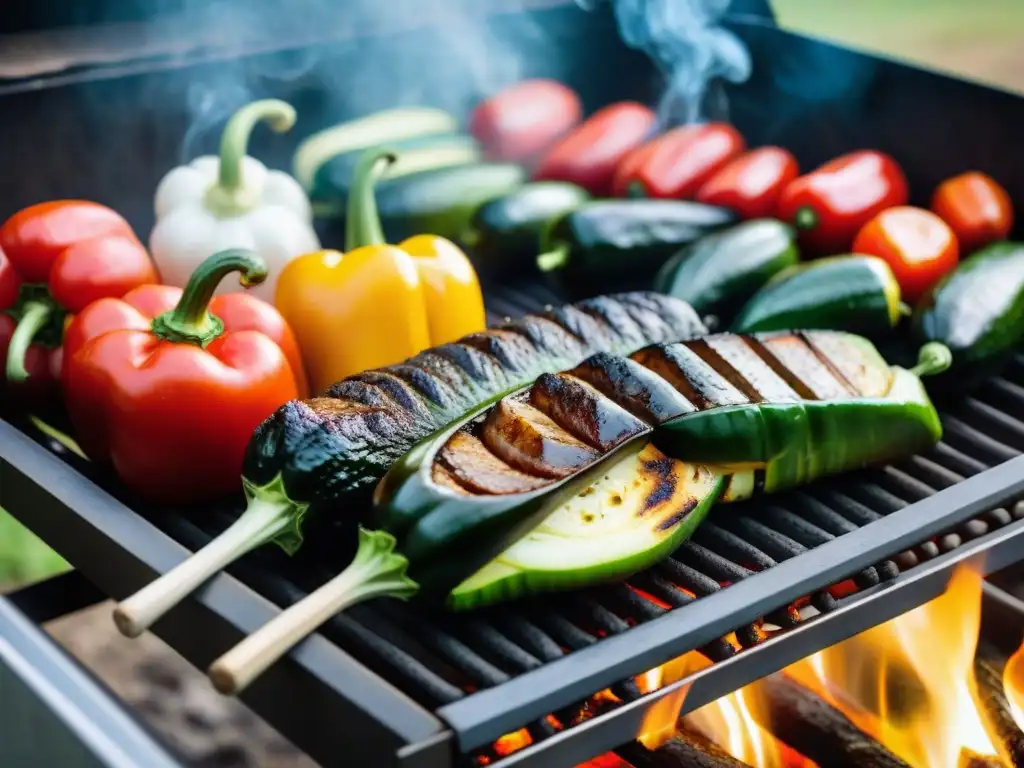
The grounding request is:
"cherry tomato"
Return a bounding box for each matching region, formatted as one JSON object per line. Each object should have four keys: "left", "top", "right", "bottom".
{"left": 931, "top": 171, "right": 1013, "bottom": 255}
{"left": 533, "top": 102, "right": 656, "bottom": 196}
{"left": 852, "top": 206, "right": 959, "bottom": 303}
{"left": 695, "top": 146, "right": 799, "bottom": 219}
{"left": 610, "top": 122, "right": 745, "bottom": 199}
{"left": 777, "top": 150, "right": 909, "bottom": 255}
{"left": 470, "top": 79, "right": 582, "bottom": 164}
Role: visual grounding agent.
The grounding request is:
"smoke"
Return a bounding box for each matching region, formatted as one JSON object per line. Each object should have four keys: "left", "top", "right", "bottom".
{"left": 578, "top": 0, "right": 752, "bottom": 125}
{"left": 168, "top": 0, "right": 553, "bottom": 160}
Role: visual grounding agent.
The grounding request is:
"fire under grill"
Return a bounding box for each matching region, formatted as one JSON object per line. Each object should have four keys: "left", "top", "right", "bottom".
{"left": 5, "top": 280, "right": 1024, "bottom": 768}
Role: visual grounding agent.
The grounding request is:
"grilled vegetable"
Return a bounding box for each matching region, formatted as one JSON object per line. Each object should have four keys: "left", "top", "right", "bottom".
{"left": 731, "top": 255, "right": 903, "bottom": 336}
{"left": 275, "top": 149, "right": 485, "bottom": 391}
{"left": 777, "top": 151, "right": 908, "bottom": 255}
{"left": 206, "top": 331, "right": 948, "bottom": 694}
{"left": 463, "top": 182, "right": 590, "bottom": 275}
{"left": 536, "top": 200, "right": 737, "bottom": 290}
{"left": 695, "top": 147, "right": 799, "bottom": 219}
{"left": 931, "top": 171, "right": 1014, "bottom": 255}
{"left": 913, "top": 241, "right": 1024, "bottom": 389}
{"left": 306, "top": 134, "right": 481, "bottom": 212}
{"left": 111, "top": 291, "right": 706, "bottom": 638}
{"left": 852, "top": 206, "right": 959, "bottom": 303}
{"left": 533, "top": 102, "right": 656, "bottom": 195}
{"left": 653, "top": 219, "right": 799, "bottom": 322}
{"left": 470, "top": 80, "right": 582, "bottom": 163}
{"left": 293, "top": 107, "right": 460, "bottom": 193}
{"left": 610, "top": 123, "right": 746, "bottom": 199}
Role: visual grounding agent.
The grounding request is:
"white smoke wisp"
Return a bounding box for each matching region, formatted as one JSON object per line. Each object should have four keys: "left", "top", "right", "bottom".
{"left": 578, "top": 0, "right": 752, "bottom": 125}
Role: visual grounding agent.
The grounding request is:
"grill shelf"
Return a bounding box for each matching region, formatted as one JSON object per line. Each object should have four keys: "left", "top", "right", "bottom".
{"left": 5, "top": 282, "right": 1024, "bottom": 768}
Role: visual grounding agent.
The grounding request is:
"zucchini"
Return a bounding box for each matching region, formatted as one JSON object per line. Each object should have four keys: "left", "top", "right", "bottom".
{"left": 654, "top": 219, "right": 799, "bottom": 322}
{"left": 731, "top": 255, "right": 903, "bottom": 336}
{"left": 293, "top": 106, "right": 459, "bottom": 191}
{"left": 464, "top": 181, "right": 590, "bottom": 276}
{"left": 913, "top": 241, "right": 1024, "bottom": 389}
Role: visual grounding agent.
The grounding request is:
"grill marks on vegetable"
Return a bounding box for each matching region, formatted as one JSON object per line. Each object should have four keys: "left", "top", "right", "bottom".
{"left": 434, "top": 331, "right": 884, "bottom": 501}
{"left": 244, "top": 292, "right": 705, "bottom": 502}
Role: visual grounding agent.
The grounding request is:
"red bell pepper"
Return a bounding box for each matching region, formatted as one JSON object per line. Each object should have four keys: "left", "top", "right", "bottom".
{"left": 776, "top": 150, "right": 909, "bottom": 255}
{"left": 62, "top": 249, "right": 305, "bottom": 504}
{"left": 533, "top": 101, "right": 656, "bottom": 195}
{"left": 470, "top": 79, "right": 582, "bottom": 163}
{"left": 610, "top": 122, "right": 746, "bottom": 199}
{"left": 931, "top": 171, "right": 1014, "bottom": 255}
{"left": 695, "top": 146, "right": 799, "bottom": 219}
{"left": 0, "top": 201, "right": 157, "bottom": 411}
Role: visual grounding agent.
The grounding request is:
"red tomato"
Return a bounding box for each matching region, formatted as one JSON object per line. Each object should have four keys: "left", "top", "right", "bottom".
{"left": 610, "top": 122, "right": 745, "bottom": 199}
{"left": 695, "top": 147, "right": 799, "bottom": 219}
{"left": 533, "top": 102, "right": 656, "bottom": 196}
{"left": 852, "top": 206, "right": 959, "bottom": 303}
{"left": 931, "top": 171, "right": 1014, "bottom": 255}
{"left": 470, "top": 79, "right": 582, "bottom": 164}
{"left": 777, "top": 150, "right": 909, "bottom": 255}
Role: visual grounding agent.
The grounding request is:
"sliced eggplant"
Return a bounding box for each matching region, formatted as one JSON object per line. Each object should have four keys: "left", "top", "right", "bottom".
{"left": 438, "top": 430, "right": 549, "bottom": 495}
{"left": 529, "top": 373, "right": 648, "bottom": 451}
{"left": 751, "top": 333, "right": 854, "bottom": 400}
{"left": 631, "top": 343, "right": 750, "bottom": 409}
{"left": 480, "top": 398, "right": 598, "bottom": 478}
{"left": 568, "top": 352, "right": 697, "bottom": 424}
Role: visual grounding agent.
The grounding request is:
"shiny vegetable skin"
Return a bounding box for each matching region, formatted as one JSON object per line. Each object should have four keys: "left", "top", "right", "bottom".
{"left": 695, "top": 147, "right": 799, "bottom": 219}
{"left": 654, "top": 219, "right": 799, "bottom": 321}
{"left": 464, "top": 182, "right": 590, "bottom": 275}
{"left": 777, "top": 151, "right": 908, "bottom": 254}
{"left": 731, "top": 255, "right": 903, "bottom": 336}
{"left": 533, "top": 102, "right": 656, "bottom": 195}
{"left": 913, "top": 241, "right": 1024, "bottom": 389}
{"left": 348, "top": 163, "right": 528, "bottom": 243}
{"left": 243, "top": 292, "right": 707, "bottom": 521}
{"left": 376, "top": 330, "right": 945, "bottom": 605}
{"left": 470, "top": 80, "right": 582, "bottom": 163}
{"left": 610, "top": 123, "right": 746, "bottom": 199}
{"left": 852, "top": 206, "right": 959, "bottom": 303}
{"left": 536, "top": 200, "right": 737, "bottom": 289}
{"left": 931, "top": 171, "right": 1014, "bottom": 255}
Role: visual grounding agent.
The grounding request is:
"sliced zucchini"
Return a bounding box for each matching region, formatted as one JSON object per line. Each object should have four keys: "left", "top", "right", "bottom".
{"left": 447, "top": 442, "right": 725, "bottom": 610}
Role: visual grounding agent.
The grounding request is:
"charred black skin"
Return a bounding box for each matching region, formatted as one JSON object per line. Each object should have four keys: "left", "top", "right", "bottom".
{"left": 242, "top": 292, "right": 706, "bottom": 518}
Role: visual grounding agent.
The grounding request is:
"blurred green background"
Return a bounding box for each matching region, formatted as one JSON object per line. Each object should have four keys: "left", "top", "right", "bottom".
{"left": 2, "top": 0, "right": 1023, "bottom": 590}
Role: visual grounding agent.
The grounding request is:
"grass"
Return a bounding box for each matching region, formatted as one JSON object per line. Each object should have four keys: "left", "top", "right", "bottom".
{"left": 771, "top": 0, "right": 1024, "bottom": 93}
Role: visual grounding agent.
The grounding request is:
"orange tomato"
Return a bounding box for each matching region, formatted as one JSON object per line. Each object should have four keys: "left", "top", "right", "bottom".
{"left": 851, "top": 206, "right": 959, "bottom": 303}
{"left": 931, "top": 171, "right": 1013, "bottom": 255}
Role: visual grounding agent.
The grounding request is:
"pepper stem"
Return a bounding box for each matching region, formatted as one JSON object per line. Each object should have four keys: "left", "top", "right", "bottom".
{"left": 910, "top": 342, "right": 953, "bottom": 378}
{"left": 345, "top": 148, "right": 398, "bottom": 251}
{"left": 793, "top": 205, "right": 819, "bottom": 231}
{"left": 536, "top": 244, "right": 571, "bottom": 272}
{"left": 5, "top": 301, "right": 52, "bottom": 382}
{"left": 151, "top": 249, "right": 266, "bottom": 347}
{"left": 207, "top": 527, "right": 418, "bottom": 695}
{"left": 112, "top": 475, "right": 307, "bottom": 638}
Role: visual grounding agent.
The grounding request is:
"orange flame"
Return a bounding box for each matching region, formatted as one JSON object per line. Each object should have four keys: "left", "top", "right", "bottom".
{"left": 1004, "top": 637, "right": 1024, "bottom": 735}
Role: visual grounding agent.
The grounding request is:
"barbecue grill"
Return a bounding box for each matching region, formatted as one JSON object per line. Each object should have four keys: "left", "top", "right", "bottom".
{"left": 4, "top": 2, "right": 1024, "bottom": 767}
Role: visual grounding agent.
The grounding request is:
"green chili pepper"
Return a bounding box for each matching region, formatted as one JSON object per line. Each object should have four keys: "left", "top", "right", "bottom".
{"left": 536, "top": 199, "right": 736, "bottom": 291}
{"left": 205, "top": 330, "right": 949, "bottom": 696}
{"left": 913, "top": 241, "right": 1024, "bottom": 390}
{"left": 653, "top": 219, "right": 799, "bottom": 323}
{"left": 463, "top": 181, "right": 591, "bottom": 276}
{"left": 731, "top": 255, "right": 905, "bottom": 336}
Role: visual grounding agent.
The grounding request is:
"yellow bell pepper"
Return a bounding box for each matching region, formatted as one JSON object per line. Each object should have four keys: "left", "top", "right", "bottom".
{"left": 275, "top": 148, "right": 486, "bottom": 392}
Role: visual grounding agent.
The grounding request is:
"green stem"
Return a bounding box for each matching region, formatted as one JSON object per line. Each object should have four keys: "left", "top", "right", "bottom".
{"left": 898, "top": 301, "right": 913, "bottom": 317}
{"left": 151, "top": 249, "right": 266, "bottom": 347}
{"left": 5, "top": 301, "right": 52, "bottom": 383}
{"left": 793, "top": 205, "right": 819, "bottom": 231}
{"left": 112, "top": 475, "right": 307, "bottom": 638}
{"left": 344, "top": 147, "right": 398, "bottom": 251}
{"left": 536, "top": 244, "right": 571, "bottom": 272}
{"left": 207, "top": 527, "right": 418, "bottom": 695}
{"left": 910, "top": 342, "right": 953, "bottom": 378}
{"left": 205, "top": 99, "right": 296, "bottom": 216}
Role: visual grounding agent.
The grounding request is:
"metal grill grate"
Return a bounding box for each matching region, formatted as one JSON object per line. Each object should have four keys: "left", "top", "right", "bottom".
{"left": 32, "top": 283, "right": 1024, "bottom": 765}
